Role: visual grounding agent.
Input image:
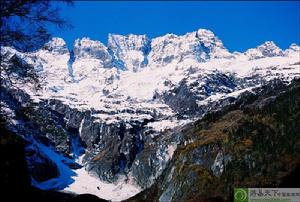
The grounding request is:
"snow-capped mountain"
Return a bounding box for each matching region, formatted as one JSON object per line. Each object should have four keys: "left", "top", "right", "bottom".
{"left": 1, "top": 28, "right": 299, "bottom": 201}
{"left": 148, "top": 29, "right": 232, "bottom": 68}
{"left": 245, "top": 41, "right": 284, "bottom": 60}
{"left": 108, "top": 34, "right": 151, "bottom": 72}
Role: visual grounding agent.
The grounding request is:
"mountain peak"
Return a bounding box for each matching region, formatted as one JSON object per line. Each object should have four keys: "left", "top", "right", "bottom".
{"left": 196, "top": 29, "right": 215, "bottom": 38}
{"left": 108, "top": 33, "right": 151, "bottom": 72}
{"left": 245, "top": 41, "right": 284, "bottom": 59}
{"left": 42, "top": 37, "right": 68, "bottom": 54}
{"left": 288, "top": 43, "right": 300, "bottom": 52}
{"left": 194, "top": 28, "right": 231, "bottom": 59}
{"left": 73, "top": 37, "right": 112, "bottom": 63}
{"left": 148, "top": 29, "right": 231, "bottom": 67}
{"left": 261, "top": 40, "right": 276, "bottom": 46}
{"left": 283, "top": 43, "right": 300, "bottom": 56}
{"left": 256, "top": 41, "right": 283, "bottom": 57}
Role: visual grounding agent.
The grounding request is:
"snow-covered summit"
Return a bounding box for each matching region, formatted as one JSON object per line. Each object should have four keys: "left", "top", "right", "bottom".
{"left": 195, "top": 29, "right": 232, "bottom": 59}
{"left": 42, "top": 37, "right": 69, "bottom": 55}
{"left": 73, "top": 37, "right": 112, "bottom": 64}
{"left": 257, "top": 41, "right": 284, "bottom": 57}
{"left": 245, "top": 41, "right": 284, "bottom": 60}
{"left": 70, "top": 37, "right": 113, "bottom": 81}
{"left": 108, "top": 34, "right": 151, "bottom": 72}
{"left": 285, "top": 43, "right": 300, "bottom": 55}
{"left": 33, "top": 29, "right": 296, "bottom": 76}
{"left": 288, "top": 43, "right": 300, "bottom": 51}
{"left": 148, "top": 29, "right": 231, "bottom": 67}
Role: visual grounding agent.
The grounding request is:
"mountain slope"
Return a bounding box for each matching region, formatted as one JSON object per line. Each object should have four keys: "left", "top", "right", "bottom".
{"left": 0, "top": 28, "right": 299, "bottom": 201}
{"left": 127, "top": 79, "right": 300, "bottom": 202}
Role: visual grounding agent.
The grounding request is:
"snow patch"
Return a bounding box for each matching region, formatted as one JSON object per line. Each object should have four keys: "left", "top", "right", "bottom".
{"left": 63, "top": 167, "right": 141, "bottom": 201}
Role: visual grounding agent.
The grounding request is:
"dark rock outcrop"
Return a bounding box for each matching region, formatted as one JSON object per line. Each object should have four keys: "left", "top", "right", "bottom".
{"left": 26, "top": 145, "right": 60, "bottom": 182}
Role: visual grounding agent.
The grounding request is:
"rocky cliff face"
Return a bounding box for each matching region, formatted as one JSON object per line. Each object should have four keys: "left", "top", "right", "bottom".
{"left": 127, "top": 79, "right": 300, "bottom": 202}
{"left": 108, "top": 34, "right": 151, "bottom": 72}
{"left": 1, "top": 28, "right": 299, "bottom": 201}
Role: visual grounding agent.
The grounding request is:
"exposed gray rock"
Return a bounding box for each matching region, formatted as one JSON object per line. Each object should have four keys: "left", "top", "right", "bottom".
{"left": 160, "top": 72, "right": 237, "bottom": 116}
{"left": 130, "top": 129, "right": 182, "bottom": 188}
{"left": 211, "top": 151, "right": 232, "bottom": 177}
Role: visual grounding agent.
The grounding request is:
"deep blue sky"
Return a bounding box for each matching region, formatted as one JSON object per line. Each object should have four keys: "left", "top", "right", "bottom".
{"left": 50, "top": 1, "right": 300, "bottom": 52}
